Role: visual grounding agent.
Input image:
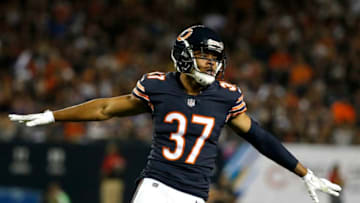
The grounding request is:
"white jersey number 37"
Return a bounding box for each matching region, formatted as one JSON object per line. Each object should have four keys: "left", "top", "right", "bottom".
{"left": 162, "top": 112, "right": 215, "bottom": 164}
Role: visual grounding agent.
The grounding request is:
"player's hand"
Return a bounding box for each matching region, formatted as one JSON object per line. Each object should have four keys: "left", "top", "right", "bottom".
{"left": 303, "top": 169, "right": 342, "bottom": 203}
{"left": 8, "top": 110, "right": 55, "bottom": 127}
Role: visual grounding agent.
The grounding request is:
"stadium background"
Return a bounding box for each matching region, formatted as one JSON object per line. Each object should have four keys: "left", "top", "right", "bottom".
{"left": 0, "top": 0, "right": 359, "bottom": 202}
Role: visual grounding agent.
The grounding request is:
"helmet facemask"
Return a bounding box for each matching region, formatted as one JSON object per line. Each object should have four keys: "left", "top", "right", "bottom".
{"left": 188, "top": 47, "right": 225, "bottom": 86}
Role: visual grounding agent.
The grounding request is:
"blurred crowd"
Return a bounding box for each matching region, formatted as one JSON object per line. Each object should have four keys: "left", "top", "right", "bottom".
{"left": 0, "top": 0, "right": 359, "bottom": 146}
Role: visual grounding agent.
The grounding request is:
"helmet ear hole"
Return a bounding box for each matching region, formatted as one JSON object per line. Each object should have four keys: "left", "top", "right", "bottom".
{"left": 171, "top": 46, "right": 194, "bottom": 73}
{"left": 181, "top": 51, "right": 189, "bottom": 59}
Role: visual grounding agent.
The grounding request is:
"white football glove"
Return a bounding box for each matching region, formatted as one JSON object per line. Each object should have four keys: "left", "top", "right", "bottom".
{"left": 9, "top": 110, "right": 55, "bottom": 127}
{"left": 303, "top": 169, "right": 342, "bottom": 203}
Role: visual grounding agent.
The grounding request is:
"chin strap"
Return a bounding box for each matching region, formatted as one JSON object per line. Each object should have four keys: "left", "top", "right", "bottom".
{"left": 187, "top": 70, "right": 215, "bottom": 86}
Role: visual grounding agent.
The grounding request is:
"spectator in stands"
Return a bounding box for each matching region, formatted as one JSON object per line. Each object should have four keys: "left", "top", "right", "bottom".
{"left": 46, "top": 182, "right": 71, "bottom": 203}
{"left": 0, "top": 0, "right": 358, "bottom": 146}
{"left": 100, "top": 142, "right": 126, "bottom": 203}
{"left": 328, "top": 164, "right": 345, "bottom": 203}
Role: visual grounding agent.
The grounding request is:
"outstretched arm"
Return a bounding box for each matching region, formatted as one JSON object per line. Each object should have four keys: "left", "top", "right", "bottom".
{"left": 9, "top": 94, "right": 148, "bottom": 126}
{"left": 228, "top": 113, "right": 306, "bottom": 176}
{"left": 228, "top": 113, "right": 341, "bottom": 203}
{"left": 53, "top": 94, "right": 148, "bottom": 121}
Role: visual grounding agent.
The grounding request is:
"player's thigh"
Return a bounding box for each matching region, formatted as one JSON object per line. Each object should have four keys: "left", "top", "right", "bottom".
{"left": 131, "top": 178, "right": 167, "bottom": 203}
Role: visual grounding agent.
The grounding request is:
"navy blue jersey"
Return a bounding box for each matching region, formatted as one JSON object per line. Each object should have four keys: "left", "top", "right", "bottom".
{"left": 132, "top": 72, "right": 246, "bottom": 200}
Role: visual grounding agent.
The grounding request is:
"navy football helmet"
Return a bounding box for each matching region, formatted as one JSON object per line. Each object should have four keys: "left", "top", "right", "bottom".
{"left": 171, "top": 25, "right": 226, "bottom": 86}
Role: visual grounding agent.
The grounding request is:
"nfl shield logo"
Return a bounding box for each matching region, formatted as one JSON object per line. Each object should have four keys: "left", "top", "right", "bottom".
{"left": 187, "top": 98, "right": 196, "bottom": 107}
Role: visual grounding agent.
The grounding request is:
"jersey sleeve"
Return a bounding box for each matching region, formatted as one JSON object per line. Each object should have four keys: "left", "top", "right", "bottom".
{"left": 132, "top": 72, "right": 166, "bottom": 111}
{"left": 225, "top": 87, "right": 247, "bottom": 122}
{"left": 132, "top": 75, "right": 150, "bottom": 103}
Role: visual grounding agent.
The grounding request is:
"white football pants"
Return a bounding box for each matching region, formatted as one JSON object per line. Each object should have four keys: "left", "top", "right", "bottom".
{"left": 131, "top": 178, "right": 205, "bottom": 203}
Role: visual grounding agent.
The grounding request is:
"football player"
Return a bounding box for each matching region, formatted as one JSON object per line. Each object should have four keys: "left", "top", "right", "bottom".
{"left": 9, "top": 25, "right": 341, "bottom": 203}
